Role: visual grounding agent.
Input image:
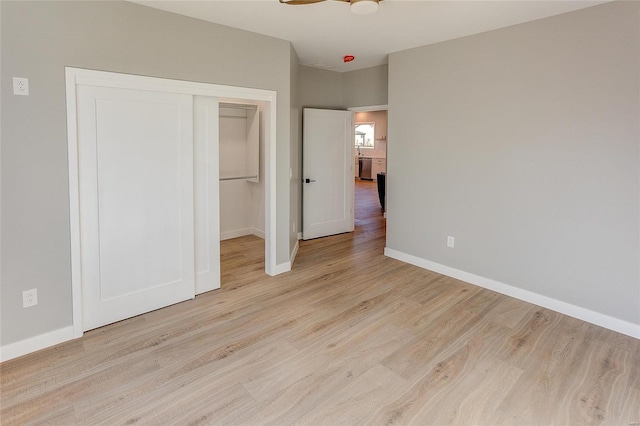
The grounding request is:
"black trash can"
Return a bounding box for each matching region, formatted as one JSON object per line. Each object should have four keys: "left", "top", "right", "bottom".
{"left": 377, "top": 172, "right": 386, "bottom": 210}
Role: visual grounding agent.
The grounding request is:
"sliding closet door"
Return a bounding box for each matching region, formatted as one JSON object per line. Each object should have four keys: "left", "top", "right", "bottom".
{"left": 77, "top": 85, "right": 195, "bottom": 331}
{"left": 194, "top": 96, "right": 221, "bottom": 294}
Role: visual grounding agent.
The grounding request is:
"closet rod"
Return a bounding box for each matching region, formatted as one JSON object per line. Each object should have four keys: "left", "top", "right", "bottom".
{"left": 219, "top": 114, "right": 251, "bottom": 119}
{"left": 220, "top": 175, "right": 258, "bottom": 181}
{"left": 219, "top": 103, "right": 258, "bottom": 110}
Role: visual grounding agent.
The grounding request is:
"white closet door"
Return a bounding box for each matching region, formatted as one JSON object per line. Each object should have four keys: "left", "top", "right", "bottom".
{"left": 77, "top": 85, "right": 195, "bottom": 331}
{"left": 194, "top": 96, "right": 220, "bottom": 294}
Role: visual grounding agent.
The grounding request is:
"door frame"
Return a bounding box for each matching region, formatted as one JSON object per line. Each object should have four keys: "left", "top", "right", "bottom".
{"left": 348, "top": 105, "right": 388, "bottom": 112}
{"left": 66, "top": 67, "right": 278, "bottom": 338}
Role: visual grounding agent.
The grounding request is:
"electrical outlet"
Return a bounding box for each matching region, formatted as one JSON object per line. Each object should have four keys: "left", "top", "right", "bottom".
{"left": 447, "top": 236, "right": 455, "bottom": 248}
{"left": 23, "top": 288, "right": 38, "bottom": 308}
{"left": 13, "top": 77, "right": 29, "bottom": 96}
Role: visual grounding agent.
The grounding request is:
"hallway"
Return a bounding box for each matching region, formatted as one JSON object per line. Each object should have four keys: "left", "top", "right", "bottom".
{"left": 353, "top": 178, "right": 386, "bottom": 245}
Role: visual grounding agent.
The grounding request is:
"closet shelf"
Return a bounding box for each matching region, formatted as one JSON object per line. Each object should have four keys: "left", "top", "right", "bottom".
{"left": 220, "top": 175, "right": 258, "bottom": 181}
{"left": 219, "top": 103, "right": 258, "bottom": 110}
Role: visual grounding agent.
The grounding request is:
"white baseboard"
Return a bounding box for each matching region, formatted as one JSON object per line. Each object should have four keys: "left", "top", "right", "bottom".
{"left": 384, "top": 247, "right": 640, "bottom": 339}
{"left": 297, "top": 232, "right": 302, "bottom": 240}
{"left": 273, "top": 261, "right": 291, "bottom": 275}
{"left": 290, "top": 240, "right": 299, "bottom": 268}
{"left": 221, "top": 228, "right": 252, "bottom": 241}
{"left": 221, "top": 228, "right": 265, "bottom": 241}
{"left": 252, "top": 228, "right": 265, "bottom": 239}
{"left": 0, "top": 326, "right": 75, "bottom": 363}
{"left": 272, "top": 240, "right": 300, "bottom": 275}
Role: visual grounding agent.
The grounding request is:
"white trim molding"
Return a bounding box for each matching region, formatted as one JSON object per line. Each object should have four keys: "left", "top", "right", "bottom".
{"left": 220, "top": 228, "right": 265, "bottom": 241}
{"left": 273, "top": 261, "right": 292, "bottom": 275}
{"left": 271, "top": 241, "right": 300, "bottom": 275}
{"left": 384, "top": 247, "right": 640, "bottom": 339}
{"left": 0, "top": 326, "right": 75, "bottom": 363}
{"left": 347, "top": 104, "right": 389, "bottom": 112}
{"left": 290, "top": 240, "right": 300, "bottom": 268}
{"left": 273, "top": 241, "right": 300, "bottom": 275}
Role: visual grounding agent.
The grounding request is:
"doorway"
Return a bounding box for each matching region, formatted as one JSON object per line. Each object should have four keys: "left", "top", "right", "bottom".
{"left": 349, "top": 106, "right": 388, "bottom": 240}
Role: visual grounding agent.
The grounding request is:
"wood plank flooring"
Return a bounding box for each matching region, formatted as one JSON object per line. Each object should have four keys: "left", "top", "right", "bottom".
{"left": 1, "top": 179, "right": 639, "bottom": 425}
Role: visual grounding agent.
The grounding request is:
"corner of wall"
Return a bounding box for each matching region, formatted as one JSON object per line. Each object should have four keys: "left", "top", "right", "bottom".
{"left": 384, "top": 247, "right": 640, "bottom": 339}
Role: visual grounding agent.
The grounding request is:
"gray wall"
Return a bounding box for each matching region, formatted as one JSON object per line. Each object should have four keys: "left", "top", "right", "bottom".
{"left": 298, "top": 64, "right": 388, "bottom": 110}
{"left": 298, "top": 65, "right": 345, "bottom": 110}
{"left": 343, "top": 64, "right": 388, "bottom": 108}
{"left": 387, "top": 1, "right": 639, "bottom": 325}
{"left": 1, "top": 0, "right": 293, "bottom": 345}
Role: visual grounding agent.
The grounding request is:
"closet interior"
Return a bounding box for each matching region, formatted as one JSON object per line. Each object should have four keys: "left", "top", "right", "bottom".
{"left": 219, "top": 102, "right": 265, "bottom": 243}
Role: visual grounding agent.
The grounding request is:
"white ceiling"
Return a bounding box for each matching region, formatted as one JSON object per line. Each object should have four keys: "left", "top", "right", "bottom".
{"left": 132, "top": 0, "right": 609, "bottom": 72}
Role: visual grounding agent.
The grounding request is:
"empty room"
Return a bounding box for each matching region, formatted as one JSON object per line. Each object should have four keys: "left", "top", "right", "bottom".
{"left": 1, "top": 0, "right": 638, "bottom": 424}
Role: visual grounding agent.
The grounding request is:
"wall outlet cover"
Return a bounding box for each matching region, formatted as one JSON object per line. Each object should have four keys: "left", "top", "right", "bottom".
{"left": 13, "top": 77, "right": 29, "bottom": 96}
{"left": 23, "top": 288, "right": 38, "bottom": 308}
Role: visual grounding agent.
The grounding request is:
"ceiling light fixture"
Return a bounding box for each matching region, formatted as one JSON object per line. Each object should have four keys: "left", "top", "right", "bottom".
{"left": 350, "top": 0, "right": 379, "bottom": 15}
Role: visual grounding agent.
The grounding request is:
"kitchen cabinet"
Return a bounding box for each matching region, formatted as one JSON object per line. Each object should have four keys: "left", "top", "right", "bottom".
{"left": 372, "top": 158, "right": 386, "bottom": 179}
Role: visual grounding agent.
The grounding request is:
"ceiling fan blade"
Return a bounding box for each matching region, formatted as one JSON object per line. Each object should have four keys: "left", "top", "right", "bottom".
{"left": 280, "top": 0, "right": 352, "bottom": 4}
{"left": 279, "top": 0, "right": 330, "bottom": 5}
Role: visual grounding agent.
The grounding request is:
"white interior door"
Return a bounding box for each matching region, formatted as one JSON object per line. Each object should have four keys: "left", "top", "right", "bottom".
{"left": 194, "top": 96, "right": 221, "bottom": 294}
{"left": 77, "top": 85, "right": 195, "bottom": 331}
{"left": 302, "top": 108, "right": 354, "bottom": 240}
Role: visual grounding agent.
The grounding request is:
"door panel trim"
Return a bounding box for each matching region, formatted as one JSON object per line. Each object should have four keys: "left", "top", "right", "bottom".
{"left": 77, "top": 86, "right": 195, "bottom": 331}
{"left": 194, "top": 96, "right": 221, "bottom": 294}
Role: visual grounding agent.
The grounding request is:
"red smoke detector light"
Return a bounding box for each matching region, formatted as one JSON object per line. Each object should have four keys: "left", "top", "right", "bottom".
{"left": 343, "top": 55, "right": 355, "bottom": 63}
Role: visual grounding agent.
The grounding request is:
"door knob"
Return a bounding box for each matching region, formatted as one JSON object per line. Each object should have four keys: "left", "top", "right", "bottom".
{"left": 304, "top": 178, "right": 316, "bottom": 183}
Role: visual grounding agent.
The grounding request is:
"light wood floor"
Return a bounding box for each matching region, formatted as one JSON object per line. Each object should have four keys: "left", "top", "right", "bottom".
{"left": 2, "top": 179, "right": 639, "bottom": 425}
